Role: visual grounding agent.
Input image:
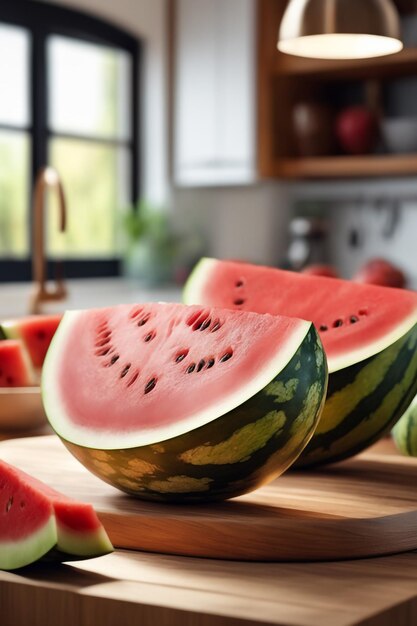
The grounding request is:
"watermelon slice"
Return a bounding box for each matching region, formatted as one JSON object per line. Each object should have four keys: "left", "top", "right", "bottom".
{"left": 0, "top": 340, "right": 36, "bottom": 387}
{"left": 1, "top": 315, "right": 62, "bottom": 369}
{"left": 42, "top": 302, "right": 327, "bottom": 502}
{"left": 0, "top": 460, "right": 113, "bottom": 570}
{"left": 184, "top": 258, "right": 417, "bottom": 466}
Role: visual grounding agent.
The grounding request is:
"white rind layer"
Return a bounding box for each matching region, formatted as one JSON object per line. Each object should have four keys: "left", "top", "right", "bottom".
{"left": 42, "top": 309, "right": 312, "bottom": 450}
{"left": 184, "top": 258, "right": 417, "bottom": 374}
{"left": 57, "top": 523, "right": 113, "bottom": 557}
{"left": 0, "top": 515, "right": 56, "bottom": 570}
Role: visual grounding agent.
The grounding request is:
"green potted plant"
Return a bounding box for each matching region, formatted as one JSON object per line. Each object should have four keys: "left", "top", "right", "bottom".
{"left": 122, "top": 201, "right": 179, "bottom": 286}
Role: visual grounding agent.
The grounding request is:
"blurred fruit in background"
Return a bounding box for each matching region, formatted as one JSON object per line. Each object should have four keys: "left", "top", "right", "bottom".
{"left": 301, "top": 264, "right": 339, "bottom": 278}
{"left": 336, "top": 106, "right": 379, "bottom": 155}
{"left": 292, "top": 102, "right": 335, "bottom": 157}
{"left": 353, "top": 258, "right": 407, "bottom": 289}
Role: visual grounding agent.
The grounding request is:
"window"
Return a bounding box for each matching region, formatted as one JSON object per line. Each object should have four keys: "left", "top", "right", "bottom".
{"left": 0, "top": 1, "right": 140, "bottom": 281}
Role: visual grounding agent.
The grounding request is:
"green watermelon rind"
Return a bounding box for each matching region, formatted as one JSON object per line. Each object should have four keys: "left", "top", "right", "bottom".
{"left": 298, "top": 322, "right": 417, "bottom": 467}
{"left": 392, "top": 394, "right": 417, "bottom": 457}
{"left": 42, "top": 308, "right": 315, "bottom": 450}
{"left": 0, "top": 515, "right": 57, "bottom": 571}
{"left": 184, "top": 257, "right": 417, "bottom": 374}
{"left": 61, "top": 325, "right": 328, "bottom": 503}
{"left": 56, "top": 523, "right": 113, "bottom": 557}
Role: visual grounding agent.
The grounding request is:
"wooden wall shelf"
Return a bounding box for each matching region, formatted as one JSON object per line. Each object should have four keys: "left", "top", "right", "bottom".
{"left": 258, "top": 0, "right": 417, "bottom": 180}
{"left": 274, "top": 48, "right": 417, "bottom": 81}
{"left": 269, "top": 154, "right": 417, "bottom": 179}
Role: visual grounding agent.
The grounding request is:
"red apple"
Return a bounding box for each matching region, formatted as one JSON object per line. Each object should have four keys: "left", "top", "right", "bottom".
{"left": 353, "top": 258, "right": 406, "bottom": 289}
{"left": 336, "top": 106, "right": 379, "bottom": 155}
{"left": 301, "top": 264, "right": 339, "bottom": 278}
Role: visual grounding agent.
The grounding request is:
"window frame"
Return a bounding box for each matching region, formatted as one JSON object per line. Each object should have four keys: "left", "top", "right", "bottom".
{"left": 0, "top": 0, "right": 141, "bottom": 282}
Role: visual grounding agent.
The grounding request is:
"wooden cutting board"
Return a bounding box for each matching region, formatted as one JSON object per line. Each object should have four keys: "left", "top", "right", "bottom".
{"left": 1, "top": 435, "right": 417, "bottom": 562}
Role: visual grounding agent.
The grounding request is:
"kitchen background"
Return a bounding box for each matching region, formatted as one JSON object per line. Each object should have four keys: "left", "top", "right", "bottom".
{"left": 2, "top": 0, "right": 417, "bottom": 297}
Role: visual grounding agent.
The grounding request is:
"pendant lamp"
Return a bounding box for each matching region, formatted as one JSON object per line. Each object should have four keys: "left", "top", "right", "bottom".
{"left": 278, "top": 0, "right": 403, "bottom": 59}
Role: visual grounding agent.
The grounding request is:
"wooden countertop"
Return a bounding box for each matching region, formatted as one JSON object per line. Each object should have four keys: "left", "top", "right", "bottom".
{"left": 3, "top": 548, "right": 417, "bottom": 626}
{"left": 2, "top": 437, "right": 416, "bottom": 626}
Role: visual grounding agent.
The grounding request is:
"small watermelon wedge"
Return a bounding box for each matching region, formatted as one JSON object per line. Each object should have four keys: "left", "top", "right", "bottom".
{"left": 184, "top": 258, "right": 417, "bottom": 467}
{"left": 1, "top": 315, "right": 62, "bottom": 369}
{"left": 0, "top": 460, "right": 113, "bottom": 570}
{"left": 42, "top": 302, "right": 327, "bottom": 502}
{"left": 0, "top": 340, "right": 36, "bottom": 387}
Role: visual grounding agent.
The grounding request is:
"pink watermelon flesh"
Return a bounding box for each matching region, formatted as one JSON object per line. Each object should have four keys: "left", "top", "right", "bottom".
{"left": 42, "top": 302, "right": 311, "bottom": 449}
{"left": 0, "top": 340, "right": 35, "bottom": 387}
{"left": 2, "top": 315, "right": 62, "bottom": 368}
{"left": 185, "top": 259, "right": 417, "bottom": 373}
{"left": 0, "top": 460, "right": 113, "bottom": 570}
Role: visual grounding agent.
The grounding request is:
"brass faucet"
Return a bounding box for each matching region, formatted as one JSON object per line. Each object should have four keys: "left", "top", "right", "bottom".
{"left": 30, "top": 166, "right": 68, "bottom": 315}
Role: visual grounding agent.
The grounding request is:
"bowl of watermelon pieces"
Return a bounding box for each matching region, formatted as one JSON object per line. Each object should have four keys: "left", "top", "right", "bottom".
{"left": 0, "top": 315, "right": 61, "bottom": 431}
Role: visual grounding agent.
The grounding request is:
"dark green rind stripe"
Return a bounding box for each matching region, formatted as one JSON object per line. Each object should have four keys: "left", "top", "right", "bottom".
{"left": 305, "top": 326, "right": 414, "bottom": 449}
{"left": 392, "top": 397, "right": 417, "bottom": 457}
{"left": 297, "top": 323, "right": 417, "bottom": 467}
{"left": 64, "top": 326, "right": 328, "bottom": 503}
{"left": 305, "top": 380, "right": 417, "bottom": 466}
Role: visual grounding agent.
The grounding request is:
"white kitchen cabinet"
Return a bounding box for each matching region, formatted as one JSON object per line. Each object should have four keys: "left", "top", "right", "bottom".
{"left": 173, "top": 0, "right": 256, "bottom": 186}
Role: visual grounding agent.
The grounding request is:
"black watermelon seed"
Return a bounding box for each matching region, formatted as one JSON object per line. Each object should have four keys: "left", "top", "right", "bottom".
{"left": 95, "top": 338, "right": 110, "bottom": 348}
{"left": 144, "top": 332, "right": 155, "bottom": 342}
{"left": 193, "top": 321, "right": 204, "bottom": 330}
{"left": 120, "top": 364, "right": 131, "bottom": 378}
{"left": 211, "top": 321, "right": 221, "bottom": 332}
{"left": 197, "top": 359, "right": 205, "bottom": 372}
{"left": 175, "top": 353, "right": 186, "bottom": 363}
{"left": 137, "top": 316, "right": 150, "bottom": 327}
{"left": 96, "top": 348, "right": 111, "bottom": 357}
{"left": 186, "top": 310, "right": 204, "bottom": 326}
{"left": 333, "top": 319, "right": 343, "bottom": 328}
{"left": 233, "top": 299, "right": 245, "bottom": 306}
{"left": 127, "top": 371, "right": 139, "bottom": 387}
{"left": 187, "top": 363, "right": 196, "bottom": 373}
{"left": 350, "top": 315, "right": 359, "bottom": 324}
{"left": 319, "top": 325, "right": 328, "bottom": 332}
{"left": 235, "top": 280, "right": 244, "bottom": 287}
{"left": 220, "top": 352, "right": 233, "bottom": 363}
{"left": 200, "top": 319, "right": 211, "bottom": 331}
{"left": 206, "top": 358, "right": 215, "bottom": 369}
{"left": 144, "top": 378, "right": 157, "bottom": 394}
{"left": 110, "top": 355, "right": 120, "bottom": 365}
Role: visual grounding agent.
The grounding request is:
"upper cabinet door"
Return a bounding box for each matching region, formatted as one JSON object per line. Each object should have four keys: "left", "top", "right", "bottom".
{"left": 173, "top": 0, "right": 256, "bottom": 187}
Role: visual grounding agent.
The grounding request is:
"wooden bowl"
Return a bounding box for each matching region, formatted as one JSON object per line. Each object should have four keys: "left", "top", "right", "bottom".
{"left": 0, "top": 387, "right": 47, "bottom": 432}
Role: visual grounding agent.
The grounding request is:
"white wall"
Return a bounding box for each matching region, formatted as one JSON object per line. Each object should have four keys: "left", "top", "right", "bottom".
{"left": 35, "top": 0, "right": 168, "bottom": 205}
{"left": 172, "top": 183, "right": 291, "bottom": 266}
{"left": 291, "top": 178, "right": 417, "bottom": 288}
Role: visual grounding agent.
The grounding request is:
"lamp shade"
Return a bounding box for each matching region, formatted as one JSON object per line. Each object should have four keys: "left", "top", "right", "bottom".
{"left": 278, "top": 0, "right": 403, "bottom": 59}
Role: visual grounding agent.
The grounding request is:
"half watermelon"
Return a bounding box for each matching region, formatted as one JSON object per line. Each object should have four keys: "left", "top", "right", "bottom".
{"left": 0, "top": 460, "right": 113, "bottom": 570}
{"left": 42, "top": 302, "right": 327, "bottom": 502}
{"left": 184, "top": 258, "right": 417, "bottom": 466}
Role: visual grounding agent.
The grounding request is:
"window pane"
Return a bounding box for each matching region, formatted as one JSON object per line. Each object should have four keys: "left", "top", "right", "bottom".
{"left": 47, "top": 138, "right": 131, "bottom": 258}
{"left": 0, "top": 130, "right": 29, "bottom": 257}
{"left": 48, "top": 36, "right": 132, "bottom": 140}
{"left": 0, "top": 24, "right": 30, "bottom": 126}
